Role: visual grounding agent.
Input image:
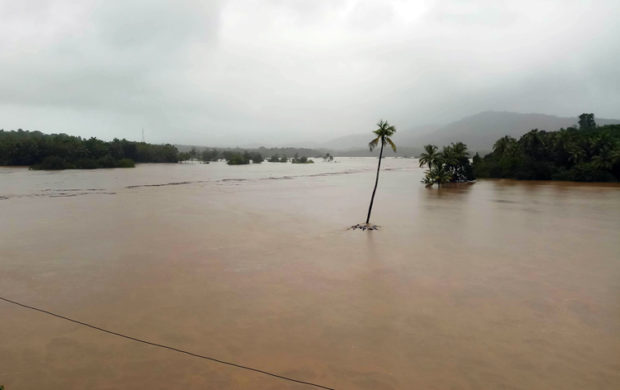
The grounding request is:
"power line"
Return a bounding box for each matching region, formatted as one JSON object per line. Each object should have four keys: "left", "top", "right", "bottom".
{"left": 0, "top": 296, "right": 334, "bottom": 390}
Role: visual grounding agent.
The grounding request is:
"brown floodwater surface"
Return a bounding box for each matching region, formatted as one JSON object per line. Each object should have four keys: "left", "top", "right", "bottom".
{"left": 1, "top": 158, "right": 619, "bottom": 389}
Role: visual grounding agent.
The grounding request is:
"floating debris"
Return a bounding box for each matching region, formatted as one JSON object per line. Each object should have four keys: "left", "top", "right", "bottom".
{"left": 349, "top": 223, "right": 379, "bottom": 231}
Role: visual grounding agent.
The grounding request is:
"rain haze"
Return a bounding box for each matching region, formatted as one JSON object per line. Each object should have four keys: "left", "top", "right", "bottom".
{"left": 1, "top": 0, "right": 619, "bottom": 146}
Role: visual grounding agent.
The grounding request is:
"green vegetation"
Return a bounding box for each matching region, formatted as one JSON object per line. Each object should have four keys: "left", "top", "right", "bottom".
{"left": 0, "top": 129, "right": 179, "bottom": 170}
{"left": 268, "top": 154, "right": 288, "bottom": 162}
{"left": 323, "top": 153, "right": 334, "bottom": 162}
{"left": 418, "top": 144, "right": 440, "bottom": 171}
{"left": 177, "top": 145, "right": 327, "bottom": 159}
{"left": 221, "top": 150, "right": 264, "bottom": 165}
{"left": 419, "top": 142, "right": 475, "bottom": 187}
{"left": 178, "top": 147, "right": 220, "bottom": 163}
{"left": 473, "top": 114, "right": 620, "bottom": 182}
{"left": 200, "top": 148, "right": 220, "bottom": 162}
{"left": 291, "top": 154, "right": 314, "bottom": 164}
{"left": 366, "top": 120, "right": 397, "bottom": 224}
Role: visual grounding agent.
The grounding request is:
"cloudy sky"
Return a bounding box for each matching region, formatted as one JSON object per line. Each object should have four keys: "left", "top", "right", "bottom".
{"left": 1, "top": 0, "right": 619, "bottom": 146}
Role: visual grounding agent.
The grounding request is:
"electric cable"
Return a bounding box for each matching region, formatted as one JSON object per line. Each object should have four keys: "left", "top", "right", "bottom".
{"left": 0, "top": 296, "right": 334, "bottom": 390}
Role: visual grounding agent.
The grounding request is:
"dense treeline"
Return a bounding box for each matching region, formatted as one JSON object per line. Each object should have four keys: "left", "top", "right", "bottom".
{"left": 472, "top": 115, "right": 620, "bottom": 182}
{"left": 0, "top": 129, "right": 179, "bottom": 169}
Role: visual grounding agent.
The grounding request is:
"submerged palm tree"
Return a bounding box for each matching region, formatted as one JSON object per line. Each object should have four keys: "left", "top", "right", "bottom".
{"left": 366, "top": 120, "right": 397, "bottom": 224}
{"left": 419, "top": 144, "right": 440, "bottom": 170}
{"left": 423, "top": 163, "right": 451, "bottom": 188}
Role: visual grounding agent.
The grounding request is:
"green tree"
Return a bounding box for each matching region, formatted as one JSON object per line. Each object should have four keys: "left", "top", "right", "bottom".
{"left": 421, "top": 142, "right": 474, "bottom": 186}
{"left": 365, "top": 120, "right": 396, "bottom": 224}
{"left": 423, "top": 163, "right": 451, "bottom": 187}
{"left": 578, "top": 113, "right": 596, "bottom": 130}
{"left": 418, "top": 144, "right": 439, "bottom": 170}
{"left": 493, "top": 135, "right": 517, "bottom": 156}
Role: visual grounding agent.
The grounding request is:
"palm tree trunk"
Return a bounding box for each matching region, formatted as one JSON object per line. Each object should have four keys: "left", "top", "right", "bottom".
{"left": 366, "top": 138, "right": 384, "bottom": 224}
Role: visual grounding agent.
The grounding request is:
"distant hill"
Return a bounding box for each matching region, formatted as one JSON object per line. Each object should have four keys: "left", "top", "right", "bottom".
{"left": 326, "top": 112, "right": 620, "bottom": 154}
{"left": 324, "top": 124, "right": 438, "bottom": 151}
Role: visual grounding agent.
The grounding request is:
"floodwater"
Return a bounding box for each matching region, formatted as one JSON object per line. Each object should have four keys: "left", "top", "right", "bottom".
{"left": 1, "top": 158, "right": 619, "bottom": 389}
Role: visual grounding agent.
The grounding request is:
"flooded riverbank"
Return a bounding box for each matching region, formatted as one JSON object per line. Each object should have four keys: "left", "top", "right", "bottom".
{"left": 1, "top": 158, "right": 619, "bottom": 389}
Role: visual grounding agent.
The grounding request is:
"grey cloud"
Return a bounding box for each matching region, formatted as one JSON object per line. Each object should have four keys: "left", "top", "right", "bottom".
{"left": 0, "top": 0, "right": 619, "bottom": 146}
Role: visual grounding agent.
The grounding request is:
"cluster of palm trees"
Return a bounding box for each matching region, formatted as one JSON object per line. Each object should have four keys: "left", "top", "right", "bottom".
{"left": 362, "top": 114, "right": 617, "bottom": 226}
{"left": 363, "top": 120, "right": 473, "bottom": 226}
{"left": 418, "top": 142, "right": 474, "bottom": 187}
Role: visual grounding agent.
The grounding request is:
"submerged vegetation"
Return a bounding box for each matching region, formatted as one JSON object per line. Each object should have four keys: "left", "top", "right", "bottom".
{"left": 221, "top": 150, "right": 264, "bottom": 165}
{"left": 4, "top": 113, "right": 616, "bottom": 183}
{"left": 291, "top": 154, "right": 314, "bottom": 164}
{"left": 0, "top": 129, "right": 179, "bottom": 170}
{"left": 473, "top": 114, "right": 620, "bottom": 182}
{"left": 419, "top": 142, "right": 475, "bottom": 187}
{"left": 268, "top": 154, "right": 288, "bottom": 162}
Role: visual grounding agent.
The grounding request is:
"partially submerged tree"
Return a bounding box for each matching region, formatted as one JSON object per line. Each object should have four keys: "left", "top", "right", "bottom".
{"left": 420, "top": 142, "right": 475, "bottom": 187}
{"left": 365, "top": 120, "right": 396, "bottom": 224}
{"left": 422, "top": 164, "right": 451, "bottom": 187}
{"left": 418, "top": 144, "right": 440, "bottom": 170}
{"left": 291, "top": 154, "right": 313, "bottom": 164}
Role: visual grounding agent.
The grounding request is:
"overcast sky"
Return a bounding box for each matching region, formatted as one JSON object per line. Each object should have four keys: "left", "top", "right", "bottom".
{"left": 1, "top": 0, "right": 619, "bottom": 146}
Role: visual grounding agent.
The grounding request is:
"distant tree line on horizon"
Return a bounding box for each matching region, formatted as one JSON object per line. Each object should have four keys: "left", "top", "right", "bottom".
{"left": 0, "top": 129, "right": 179, "bottom": 170}
{"left": 180, "top": 147, "right": 317, "bottom": 165}
{"left": 0, "top": 130, "right": 322, "bottom": 169}
{"left": 178, "top": 145, "right": 327, "bottom": 159}
{"left": 5, "top": 113, "right": 617, "bottom": 181}
{"left": 472, "top": 114, "right": 620, "bottom": 182}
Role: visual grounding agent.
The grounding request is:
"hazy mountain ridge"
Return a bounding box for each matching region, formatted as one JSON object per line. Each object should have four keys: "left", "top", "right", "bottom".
{"left": 327, "top": 111, "right": 620, "bottom": 153}
{"left": 323, "top": 124, "right": 438, "bottom": 151}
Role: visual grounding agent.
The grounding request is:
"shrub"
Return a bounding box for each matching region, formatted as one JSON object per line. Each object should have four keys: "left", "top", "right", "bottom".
{"left": 36, "top": 156, "right": 69, "bottom": 170}
{"left": 116, "top": 158, "right": 135, "bottom": 168}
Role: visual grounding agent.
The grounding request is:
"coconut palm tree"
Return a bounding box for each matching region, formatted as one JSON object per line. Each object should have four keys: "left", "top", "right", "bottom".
{"left": 423, "top": 163, "right": 451, "bottom": 188}
{"left": 365, "top": 120, "right": 396, "bottom": 225}
{"left": 419, "top": 144, "right": 439, "bottom": 170}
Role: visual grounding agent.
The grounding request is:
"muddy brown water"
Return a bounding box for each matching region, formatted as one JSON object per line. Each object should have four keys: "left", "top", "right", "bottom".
{"left": 1, "top": 158, "right": 619, "bottom": 389}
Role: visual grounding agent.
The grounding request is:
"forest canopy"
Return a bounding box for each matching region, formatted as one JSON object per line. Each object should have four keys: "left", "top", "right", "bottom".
{"left": 0, "top": 129, "right": 180, "bottom": 170}
{"left": 473, "top": 116, "right": 620, "bottom": 182}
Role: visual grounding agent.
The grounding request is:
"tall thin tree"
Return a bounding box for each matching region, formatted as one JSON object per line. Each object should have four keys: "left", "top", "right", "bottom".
{"left": 366, "top": 120, "right": 397, "bottom": 225}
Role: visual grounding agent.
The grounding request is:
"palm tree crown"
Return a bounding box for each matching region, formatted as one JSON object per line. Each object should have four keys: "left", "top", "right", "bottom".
{"left": 419, "top": 144, "right": 439, "bottom": 170}
{"left": 369, "top": 120, "right": 397, "bottom": 152}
